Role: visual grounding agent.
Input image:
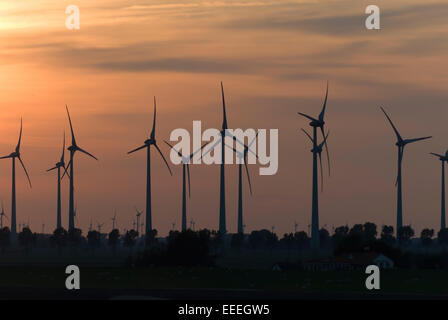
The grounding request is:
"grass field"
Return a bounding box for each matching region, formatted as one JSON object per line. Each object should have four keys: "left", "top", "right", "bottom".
{"left": 0, "top": 266, "right": 447, "bottom": 297}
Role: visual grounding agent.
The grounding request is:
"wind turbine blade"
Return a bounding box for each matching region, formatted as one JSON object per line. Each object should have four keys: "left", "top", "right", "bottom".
{"left": 318, "top": 81, "right": 329, "bottom": 122}
{"left": 320, "top": 126, "right": 330, "bottom": 176}
{"left": 154, "top": 143, "right": 172, "bottom": 176}
{"left": 0, "top": 155, "right": 13, "bottom": 160}
{"left": 380, "top": 107, "right": 403, "bottom": 142}
{"left": 127, "top": 144, "right": 146, "bottom": 154}
{"left": 226, "top": 131, "right": 257, "bottom": 158}
{"left": 200, "top": 138, "right": 221, "bottom": 159}
{"left": 186, "top": 164, "right": 191, "bottom": 198}
{"left": 62, "top": 160, "right": 71, "bottom": 180}
{"left": 62, "top": 164, "right": 70, "bottom": 180}
{"left": 16, "top": 118, "right": 22, "bottom": 152}
{"left": 221, "top": 82, "right": 228, "bottom": 130}
{"left": 18, "top": 156, "right": 32, "bottom": 188}
{"left": 164, "top": 140, "right": 183, "bottom": 158}
{"left": 297, "top": 112, "right": 318, "bottom": 122}
{"left": 244, "top": 157, "right": 253, "bottom": 195}
{"left": 301, "top": 128, "right": 313, "bottom": 143}
{"left": 46, "top": 166, "right": 58, "bottom": 172}
{"left": 190, "top": 141, "right": 210, "bottom": 161}
{"left": 150, "top": 97, "right": 156, "bottom": 140}
{"left": 318, "top": 152, "right": 323, "bottom": 192}
{"left": 78, "top": 147, "right": 98, "bottom": 160}
{"left": 66, "top": 105, "right": 77, "bottom": 146}
{"left": 61, "top": 131, "right": 65, "bottom": 162}
{"left": 404, "top": 136, "right": 432, "bottom": 144}
{"left": 430, "top": 152, "right": 444, "bottom": 158}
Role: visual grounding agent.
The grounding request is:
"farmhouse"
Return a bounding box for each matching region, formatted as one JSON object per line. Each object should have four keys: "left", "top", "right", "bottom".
{"left": 303, "top": 252, "right": 394, "bottom": 271}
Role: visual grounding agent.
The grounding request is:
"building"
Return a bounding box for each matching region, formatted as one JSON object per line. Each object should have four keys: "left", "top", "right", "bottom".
{"left": 303, "top": 252, "right": 394, "bottom": 271}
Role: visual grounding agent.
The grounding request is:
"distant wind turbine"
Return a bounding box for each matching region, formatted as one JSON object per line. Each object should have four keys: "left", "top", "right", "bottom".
{"left": 127, "top": 97, "right": 172, "bottom": 238}
{"left": 430, "top": 151, "right": 448, "bottom": 230}
{"left": 302, "top": 129, "right": 329, "bottom": 192}
{"left": 164, "top": 140, "right": 209, "bottom": 231}
{"left": 381, "top": 107, "right": 431, "bottom": 233}
{"left": 97, "top": 222, "right": 104, "bottom": 233}
{"left": 0, "top": 118, "right": 32, "bottom": 239}
{"left": 47, "top": 132, "right": 69, "bottom": 229}
{"left": 297, "top": 83, "right": 331, "bottom": 249}
{"left": 135, "top": 207, "right": 143, "bottom": 235}
{"left": 201, "top": 83, "right": 253, "bottom": 234}
{"left": 111, "top": 210, "right": 117, "bottom": 230}
{"left": 229, "top": 133, "right": 258, "bottom": 234}
{"left": 0, "top": 202, "right": 8, "bottom": 229}
{"left": 64, "top": 106, "right": 98, "bottom": 231}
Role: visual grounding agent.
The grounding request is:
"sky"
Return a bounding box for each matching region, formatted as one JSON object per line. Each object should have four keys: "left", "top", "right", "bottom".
{"left": 0, "top": 0, "right": 447, "bottom": 236}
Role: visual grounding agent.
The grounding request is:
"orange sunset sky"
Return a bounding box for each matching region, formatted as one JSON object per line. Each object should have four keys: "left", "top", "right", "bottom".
{"left": 0, "top": 0, "right": 447, "bottom": 236}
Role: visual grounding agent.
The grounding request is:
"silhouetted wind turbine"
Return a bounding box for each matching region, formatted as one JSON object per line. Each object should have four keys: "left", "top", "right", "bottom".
{"left": 201, "top": 83, "right": 252, "bottom": 234}
{"left": 302, "top": 129, "right": 329, "bottom": 191}
{"left": 97, "top": 222, "right": 104, "bottom": 234}
{"left": 430, "top": 151, "right": 448, "bottom": 230}
{"left": 229, "top": 134, "right": 258, "bottom": 234}
{"left": 0, "top": 118, "right": 32, "bottom": 239}
{"left": 135, "top": 207, "right": 142, "bottom": 235}
{"left": 64, "top": 106, "right": 98, "bottom": 231}
{"left": 381, "top": 107, "right": 431, "bottom": 233}
{"left": 127, "top": 97, "right": 172, "bottom": 238}
{"left": 297, "top": 83, "right": 330, "bottom": 249}
{"left": 0, "top": 202, "right": 8, "bottom": 229}
{"left": 47, "top": 133, "right": 69, "bottom": 229}
{"left": 164, "top": 141, "right": 209, "bottom": 231}
{"left": 111, "top": 210, "right": 117, "bottom": 230}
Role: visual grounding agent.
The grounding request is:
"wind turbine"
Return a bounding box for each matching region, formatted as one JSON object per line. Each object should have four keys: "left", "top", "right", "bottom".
{"left": 0, "top": 118, "right": 32, "bottom": 239}
{"left": 190, "top": 219, "right": 195, "bottom": 230}
{"left": 201, "top": 83, "right": 252, "bottom": 235}
{"left": 380, "top": 107, "right": 431, "bottom": 233}
{"left": 229, "top": 134, "right": 258, "bottom": 234}
{"left": 0, "top": 202, "right": 8, "bottom": 229}
{"left": 64, "top": 106, "right": 98, "bottom": 231}
{"left": 47, "top": 133, "right": 69, "bottom": 229}
{"left": 164, "top": 141, "right": 209, "bottom": 231}
{"left": 135, "top": 207, "right": 142, "bottom": 235}
{"left": 97, "top": 222, "right": 104, "bottom": 234}
{"left": 430, "top": 151, "right": 448, "bottom": 230}
{"left": 127, "top": 97, "right": 172, "bottom": 237}
{"left": 111, "top": 210, "right": 117, "bottom": 230}
{"left": 302, "top": 129, "right": 329, "bottom": 192}
{"left": 297, "top": 83, "right": 330, "bottom": 249}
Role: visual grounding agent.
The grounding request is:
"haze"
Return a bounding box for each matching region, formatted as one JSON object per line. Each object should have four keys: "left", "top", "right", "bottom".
{"left": 0, "top": 0, "right": 447, "bottom": 236}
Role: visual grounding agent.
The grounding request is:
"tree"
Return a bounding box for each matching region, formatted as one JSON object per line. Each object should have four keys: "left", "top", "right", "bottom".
{"left": 319, "top": 228, "right": 330, "bottom": 248}
{"left": 68, "top": 228, "right": 83, "bottom": 247}
{"left": 438, "top": 228, "right": 448, "bottom": 246}
{"left": 231, "top": 233, "right": 245, "bottom": 249}
{"left": 349, "top": 224, "right": 364, "bottom": 236}
{"left": 294, "top": 231, "right": 309, "bottom": 250}
{"left": 381, "top": 225, "right": 395, "bottom": 245}
{"left": 124, "top": 229, "right": 138, "bottom": 249}
{"left": 165, "top": 229, "right": 213, "bottom": 266}
{"left": 363, "top": 222, "right": 377, "bottom": 241}
{"left": 145, "top": 229, "right": 158, "bottom": 246}
{"left": 420, "top": 229, "right": 434, "bottom": 247}
{"left": 18, "top": 227, "right": 35, "bottom": 251}
{"left": 50, "top": 227, "right": 68, "bottom": 251}
{"left": 87, "top": 230, "right": 101, "bottom": 248}
{"left": 398, "top": 226, "right": 414, "bottom": 246}
{"left": 0, "top": 227, "right": 10, "bottom": 253}
{"left": 248, "top": 229, "right": 278, "bottom": 249}
{"left": 332, "top": 226, "right": 348, "bottom": 247}
{"left": 108, "top": 229, "right": 120, "bottom": 253}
